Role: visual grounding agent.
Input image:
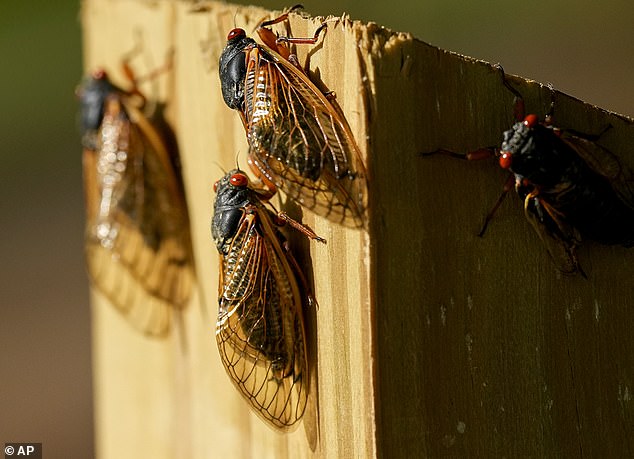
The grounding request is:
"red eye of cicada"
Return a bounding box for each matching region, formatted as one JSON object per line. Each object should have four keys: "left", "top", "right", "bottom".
{"left": 92, "top": 68, "right": 107, "bottom": 80}
{"left": 230, "top": 173, "right": 248, "bottom": 187}
{"left": 523, "top": 114, "right": 538, "bottom": 128}
{"left": 499, "top": 151, "right": 513, "bottom": 169}
{"left": 227, "top": 28, "right": 246, "bottom": 41}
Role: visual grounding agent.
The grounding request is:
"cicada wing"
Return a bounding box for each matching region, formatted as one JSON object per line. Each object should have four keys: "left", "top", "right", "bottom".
{"left": 562, "top": 135, "right": 634, "bottom": 210}
{"left": 522, "top": 192, "right": 581, "bottom": 274}
{"left": 83, "top": 98, "right": 194, "bottom": 336}
{"left": 244, "top": 46, "right": 367, "bottom": 228}
{"left": 216, "top": 209, "right": 308, "bottom": 430}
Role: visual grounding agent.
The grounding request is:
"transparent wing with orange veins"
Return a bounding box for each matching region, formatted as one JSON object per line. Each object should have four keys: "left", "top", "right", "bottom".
{"left": 83, "top": 97, "right": 194, "bottom": 336}
{"left": 216, "top": 208, "right": 308, "bottom": 430}
{"left": 244, "top": 46, "right": 367, "bottom": 228}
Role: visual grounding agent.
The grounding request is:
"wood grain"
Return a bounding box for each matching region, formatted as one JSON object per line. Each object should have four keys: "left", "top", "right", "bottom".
{"left": 82, "top": 1, "right": 634, "bottom": 457}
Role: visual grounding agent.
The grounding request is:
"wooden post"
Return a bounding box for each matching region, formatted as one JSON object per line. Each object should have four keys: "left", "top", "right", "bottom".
{"left": 82, "top": 1, "right": 634, "bottom": 457}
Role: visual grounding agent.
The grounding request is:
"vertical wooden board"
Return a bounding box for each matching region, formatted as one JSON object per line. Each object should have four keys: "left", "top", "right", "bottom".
{"left": 363, "top": 26, "right": 634, "bottom": 458}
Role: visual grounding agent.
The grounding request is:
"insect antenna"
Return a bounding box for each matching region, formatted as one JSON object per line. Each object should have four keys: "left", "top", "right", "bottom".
{"left": 212, "top": 161, "right": 227, "bottom": 175}
{"left": 234, "top": 151, "right": 241, "bottom": 170}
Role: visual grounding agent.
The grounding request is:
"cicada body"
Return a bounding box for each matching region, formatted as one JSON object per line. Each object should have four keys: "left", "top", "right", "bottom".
{"left": 78, "top": 69, "right": 194, "bottom": 335}
{"left": 219, "top": 8, "right": 368, "bottom": 228}
{"left": 212, "top": 169, "right": 322, "bottom": 430}
{"left": 498, "top": 113, "right": 634, "bottom": 274}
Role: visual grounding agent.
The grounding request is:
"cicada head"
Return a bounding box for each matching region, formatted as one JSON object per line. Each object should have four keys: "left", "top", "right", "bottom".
{"left": 77, "top": 69, "right": 118, "bottom": 148}
{"left": 219, "top": 28, "right": 257, "bottom": 111}
{"left": 501, "top": 115, "right": 577, "bottom": 188}
{"left": 499, "top": 117, "right": 532, "bottom": 167}
{"left": 211, "top": 169, "right": 253, "bottom": 252}
{"left": 500, "top": 122, "right": 540, "bottom": 181}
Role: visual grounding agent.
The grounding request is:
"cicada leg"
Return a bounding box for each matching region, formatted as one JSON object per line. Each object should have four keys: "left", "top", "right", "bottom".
{"left": 257, "top": 4, "right": 304, "bottom": 30}
{"left": 275, "top": 212, "right": 326, "bottom": 244}
{"left": 120, "top": 43, "right": 174, "bottom": 108}
{"left": 421, "top": 146, "right": 515, "bottom": 236}
{"left": 247, "top": 154, "right": 278, "bottom": 200}
{"left": 281, "top": 239, "right": 319, "bottom": 311}
{"left": 247, "top": 155, "right": 327, "bottom": 244}
{"left": 494, "top": 64, "right": 525, "bottom": 122}
{"left": 478, "top": 174, "right": 515, "bottom": 237}
{"left": 275, "top": 22, "right": 327, "bottom": 46}
{"left": 420, "top": 147, "right": 496, "bottom": 161}
{"left": 256, "top": 6, "right": 327, "bottom": 67}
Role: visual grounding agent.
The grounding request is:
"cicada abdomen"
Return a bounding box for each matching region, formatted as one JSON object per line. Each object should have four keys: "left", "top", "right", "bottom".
{"left": 219, "top": 7, "right": 368, "bottom": 229}
{"left": 212, "top": 169, "right": 323, "bottom": 429}
{"left": 78, "top": 68, "right": 194, "bottom": 335}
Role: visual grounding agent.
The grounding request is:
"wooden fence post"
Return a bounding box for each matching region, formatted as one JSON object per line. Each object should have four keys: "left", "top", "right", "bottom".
{"left": 82, "top": 0, "right": 634, "bottom": 457}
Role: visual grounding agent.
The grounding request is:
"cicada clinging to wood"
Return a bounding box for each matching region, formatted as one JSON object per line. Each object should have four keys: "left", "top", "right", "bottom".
{"left": 219, "top": 6, "right": 368, "bottom": 229}
{"left": 77, "top": 61, "right": 195, "bottom": 335}
{"left": 495, "top": 102, "right": 634, "bottom": 275}
{"left": 212, "top": 168, "right": 324, "bottom": 429}
{"left": 424, "top": 71, "right": 634, "bottom": 276}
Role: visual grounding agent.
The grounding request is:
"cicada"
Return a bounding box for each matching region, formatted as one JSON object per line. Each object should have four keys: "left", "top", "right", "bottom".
{"left": 77, "top": 66, "right": 194, "bottom": 335}
{"left": 212, "top": 168, "right": 324, "bottom": 430}
{"left": 497, "top": 110, "right": 634, "bottom": 274}
{"left": 219, "top": 6, "right": 368, "bottom": 228}
{"left": 427, "top": 72, "right": 634, "bottom": 275}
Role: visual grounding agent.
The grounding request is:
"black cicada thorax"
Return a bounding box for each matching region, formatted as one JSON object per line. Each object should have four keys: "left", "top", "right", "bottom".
{"left": 219, "top": 32, "right": 257, "bottom": 111}
{"left": 79, "top": 69, "right": 118, "bottom": 148}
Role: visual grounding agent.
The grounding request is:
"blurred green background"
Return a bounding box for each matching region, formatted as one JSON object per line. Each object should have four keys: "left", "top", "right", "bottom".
{"left": 0, "top": 0, "right": 631, "bottom": 457}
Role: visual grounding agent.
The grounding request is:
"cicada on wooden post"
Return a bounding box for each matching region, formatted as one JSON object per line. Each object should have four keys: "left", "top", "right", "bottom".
{"left": 495, "top": 103, "right": 634, "bottom": 275}
{"left": 211, "top": 168, "right": 324, "bottom": 430}
{"left": 219, "top": 6, "right": 368, "bottom": 228}
{"left": 77, "top": 63, "right": 195, "bottom": 335}
{"left": 425, "top": 72, "right": 634, "bottom": 275}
